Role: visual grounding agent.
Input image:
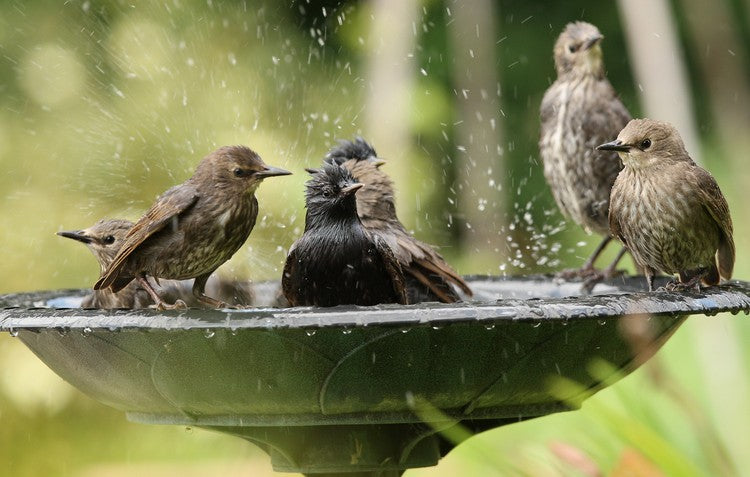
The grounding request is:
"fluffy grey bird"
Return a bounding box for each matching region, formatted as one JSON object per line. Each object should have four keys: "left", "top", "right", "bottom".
{"left": 599, "top": 119, "right": 734, "bottom": 291}
{"left": 539, "top": 21, "right": 631, "bottom": 282}
{"left": 94, "top": 146, "right": 290, "bottom": 309}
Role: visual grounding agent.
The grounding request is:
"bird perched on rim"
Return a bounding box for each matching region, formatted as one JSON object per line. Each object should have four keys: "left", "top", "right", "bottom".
{"left": 599, "top": 119, "right": 734, "bottom": 292}
{"left": 539, "top": 21, "right": 632, "bottom": 283}
{"left": 58, "top": 219, "right": 255, "bottom": 308}
{"left": 282, "top": 162, "right": 407, "bottom": 307}
{"left": 94, "top": 145, "right": 290, "bottom": 309}
{"left": 324, "top": 137, "right": 472, "bottom": 303}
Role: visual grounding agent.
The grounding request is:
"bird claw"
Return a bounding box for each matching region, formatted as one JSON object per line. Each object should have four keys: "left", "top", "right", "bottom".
{"left": 663, "top": 279, "right": 701, "bottom": 293}
{"left": 153, "top": 299, "right": 188, "bottom": 311}
{"left": 579, "top": 268, "right": 627, "bottom": 294}
{"left": 556, "top": 266, "right": 596, "bottom": 280}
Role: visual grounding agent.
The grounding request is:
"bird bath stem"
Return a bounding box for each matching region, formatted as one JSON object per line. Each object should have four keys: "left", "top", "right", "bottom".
{"left": 2, "top": 275, "right": 749, "bottom": 476}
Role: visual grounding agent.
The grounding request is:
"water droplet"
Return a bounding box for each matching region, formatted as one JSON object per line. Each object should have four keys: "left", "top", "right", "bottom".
{"left": 342, "top": 328, "right": 352, "bottom": 335}
{"left": 305, "top": 329, "right": 317, "bottom": 337}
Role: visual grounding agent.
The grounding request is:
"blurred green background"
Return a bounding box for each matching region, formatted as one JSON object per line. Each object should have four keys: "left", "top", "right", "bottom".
{"left": 1, "top": 0, "right": 749, "bottom": 475}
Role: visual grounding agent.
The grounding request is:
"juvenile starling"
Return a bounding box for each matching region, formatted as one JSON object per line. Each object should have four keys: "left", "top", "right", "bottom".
{"left": 325, "top": 138, "right": 472, "bottom": 303}
{"left": 599, "top": 119, "right": 735, "bottom": 291}
{"left": 539, "top": 21, "right": 631, "bottom": 281}
{"left": 282, "top": 162, "right": 407, "bottom": 307}
{"left": 94, "top": 146, "right": 290, "bottom": 309}
{"left": 58, "top": 219, "right": 254, "bottom": 308}
{"left": 58, "top": 219, "right": 151, "bottom": 308}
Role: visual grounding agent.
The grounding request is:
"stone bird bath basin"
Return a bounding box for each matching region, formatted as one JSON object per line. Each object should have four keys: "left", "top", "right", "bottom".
{"left": 1, "top": 275, "right": 749, "bottom": 476}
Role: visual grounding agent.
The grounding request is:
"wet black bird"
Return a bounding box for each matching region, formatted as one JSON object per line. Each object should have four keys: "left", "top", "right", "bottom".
{"left": 325, "top": 138, "right": 472, "bottom": 303}
{"left": 282, "top": 162, "right": 407, "bottom": 307}
{"left": 539, "top": 22, "right": 631, "bottom": 282}
{"left": 600, "top": 119, "right": 735, "bottom": 291}
{"left": 94, "top": 145, "right": 290, "bottom": 309}
{"left": 59, "top": 219, "right": 254, "bottom": 308}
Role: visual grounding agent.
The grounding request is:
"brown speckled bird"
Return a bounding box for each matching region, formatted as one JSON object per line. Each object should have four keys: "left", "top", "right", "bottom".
{"left": 539, "top": 21, "right": 631, "bottom": 281}
{"left": 324, "top": 138, "right": 472, "bottom": 303}
{"left": 59, "top": 219, "right": 254, "bottom": 308}
{"left": 94, "top": 146, "right": 290, "bottom": 309}
{"left": 599, "top": 119, "right": 735, "bottom": 291}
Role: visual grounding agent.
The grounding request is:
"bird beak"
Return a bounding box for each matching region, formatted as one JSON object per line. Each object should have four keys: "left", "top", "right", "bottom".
{"left": 256, "top": 165, "right": 292, "bottom": 178}
{"left": 340, "top": 183, "right": 364, "bottom": 197}
{"left": 304, "top": 167, "right": 320, "bottom": 175}
{"left": 584, "top": 34, "right": 603, "bottom": 50}
{"left": 57, "top": 230, "right": 92, "bottom": 244}
{"left": 371, "top": 159, "right": 386, "bottom": 168}
{"left": 596, "top": 140, "right": 631, "bottom": 152}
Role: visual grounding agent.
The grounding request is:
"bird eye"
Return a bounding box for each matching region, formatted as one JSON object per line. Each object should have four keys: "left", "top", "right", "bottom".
{"left": 640, "top": 139, "right": 652, "bottom": 149}
{"left": 568, "top": 44, "right": 579, "bottom": 53}
{"left": 322, "top": 189, "right": 333, "bottom": 198}
{"left": 233, "top": 168, "right": 246, "bottom": 177}
{"left": 103, "top": 235, "right": 115, "bottom": 245}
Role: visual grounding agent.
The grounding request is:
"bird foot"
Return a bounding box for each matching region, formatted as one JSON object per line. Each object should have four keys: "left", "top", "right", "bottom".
{"left": 556, "top": 264, "right": 606, "bottom": 281}
{"left": 152, "top": 299, "right": 188, "bottom": 311}
{"left": 580, "top": 268, "right": 627, "bottom": 294}
{"left": 196, "top": 296, "right": 237, "bottom": 309}
{"left": 662, "top": 278, "right": 702, "bottom": 293}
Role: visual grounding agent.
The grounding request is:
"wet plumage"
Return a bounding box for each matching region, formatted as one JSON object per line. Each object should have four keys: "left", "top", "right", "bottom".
{"left": 282, "top": 162, "right": 407, "bottom": 307}
{"left": 539, "top": 22, "right": 631, "bottom": 279}
{"left": 94, "top": 145, "right": 290, "bottom": 309}
{"left": 59, "top": 219, "right": 254, "bottom": 308}
{"left": 599, "top": 119, "right": 734, "bottom": 291}
{"left": 325, "top": 138, "right": 471, "bottom": 303}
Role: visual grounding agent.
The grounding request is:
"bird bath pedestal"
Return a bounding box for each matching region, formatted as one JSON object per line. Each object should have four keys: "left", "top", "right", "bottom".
{"left": 2, "top": 275, "right": 749, "bottom": 476}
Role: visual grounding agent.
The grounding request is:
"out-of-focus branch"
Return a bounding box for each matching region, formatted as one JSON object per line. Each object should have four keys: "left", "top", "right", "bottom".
{"left": 617, "top": 0, "right": 701, "bottom": 161}
{"left": 448, "top": 0, "right": 507, "bottom": 271}
{"left": 364, "top": 0, "right": 420, "bottom": 219}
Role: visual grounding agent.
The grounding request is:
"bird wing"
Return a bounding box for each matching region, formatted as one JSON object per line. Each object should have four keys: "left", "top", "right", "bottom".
{"left": 397, "top": 234, "right": 472, "bottom": 300}
{"left": 281, "top": 241, "right": 300, "bottom": 306}
{"left": 694, "top": 167, "right": 735, "bottom": 279}
{"left": 608, "top": 182, "right": 627, "bottom": 245}
{"left": 373, "top": 235, "right": 408, "bottom": 305}
{"left": 95, "top": 184, "right": 200, "bottom": 291}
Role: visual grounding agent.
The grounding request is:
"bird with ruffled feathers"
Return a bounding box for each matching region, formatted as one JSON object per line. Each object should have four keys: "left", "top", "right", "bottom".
{"left": 282, "top": 162, "right": 407, "bottom": 307}
{"left": 324, "top": 137, "right": 472, "bottom": 303}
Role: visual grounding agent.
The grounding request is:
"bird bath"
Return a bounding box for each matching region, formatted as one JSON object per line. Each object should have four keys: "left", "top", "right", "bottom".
{"left": 1, "top": 275, "right": 749, "bottom": 476}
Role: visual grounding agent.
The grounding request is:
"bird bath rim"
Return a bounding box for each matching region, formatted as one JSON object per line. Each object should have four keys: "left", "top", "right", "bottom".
{"left": 2, "top": 275, "right": 748, "bottom": 331}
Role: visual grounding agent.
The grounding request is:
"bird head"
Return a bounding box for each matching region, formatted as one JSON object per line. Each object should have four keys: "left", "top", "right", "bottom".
{"left": 325, "top": 137, "right": 378, "bottom": 166}
{"left": 596, "top": 119, "right": 691, "bottom": 169}
{"left": 553, "top": 21, "right": 605, "bottom": 78}
{"left": 304, "top": 162, "right": 364, "bottom": 220}
{"left": 324, "top": 137, "right": 397, "bottom": 222}
{"left": 57, "top": 219, "right": 134, "bottom": 271}
{"left": 197, "top": 145, "right": 291, "bottom": 194}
